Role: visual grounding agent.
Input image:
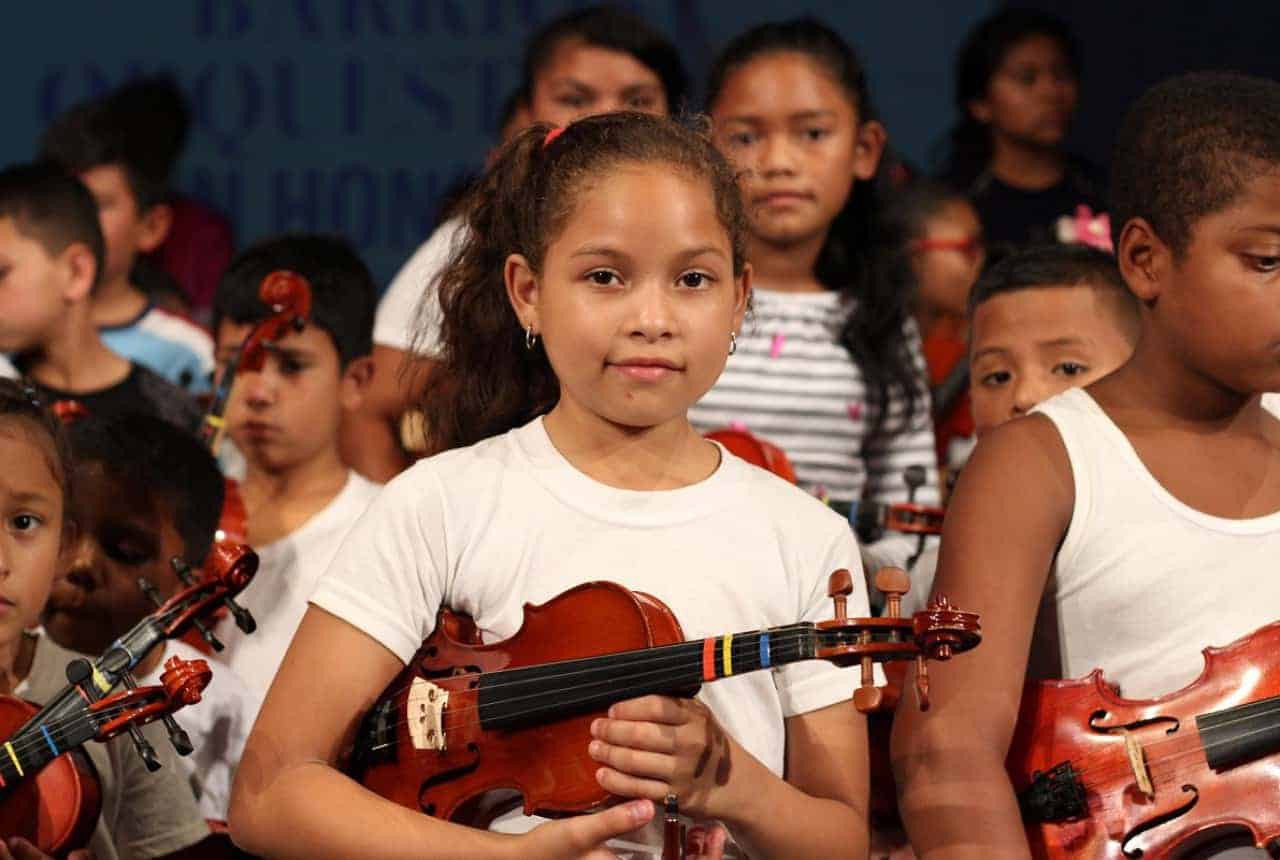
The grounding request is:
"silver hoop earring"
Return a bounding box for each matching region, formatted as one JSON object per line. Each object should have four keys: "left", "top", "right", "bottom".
{"left": 728, "top": 331, "right": 738, "bottom": 356}
{"left": 525, "top": 325, "right": 538, "bottom": 350}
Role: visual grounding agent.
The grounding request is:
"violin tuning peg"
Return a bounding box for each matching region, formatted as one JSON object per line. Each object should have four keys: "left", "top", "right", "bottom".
{"left": 192, "top": 618, "right": 225, "bottom": 653}
{"left": 914, "top": 654, "right": 931, "bottom": 712}
{"left": 169, "top": 556, "right": 197, "bottom": 587}
{"left": 853, "top": 653, "right": 884, "bottom": 713}
{"left": 873, "top": 567, "right": 911, "bottom": 618}
{"left": 137, "top": 578, "right": 165, "bottom": 608}
{"left": 904, "top": 464, "right": 926, "bottom": 501}
{"left": 828, "top": 569, "right": 853, "bottom": 621}
{"left": 224, "top": 597, "right": 256, "bottom": 634}
{"left": 162, "top": 714, "right": 194, "bottom": 757}
{"left": 128, "top": 724, "right": 161, "bottom": 772}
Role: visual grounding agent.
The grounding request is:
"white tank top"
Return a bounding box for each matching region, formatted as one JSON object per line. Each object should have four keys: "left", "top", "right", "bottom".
{"left": 1031, "top": 388, "right": 1280, "bottom": 700}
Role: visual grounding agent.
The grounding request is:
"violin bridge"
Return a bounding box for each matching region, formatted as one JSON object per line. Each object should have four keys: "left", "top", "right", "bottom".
{"left": 1121, "top": 730, "right": 1155, "bottom": 799}
{"left": 407, "top": 678, "right": 449, "bottom": 752}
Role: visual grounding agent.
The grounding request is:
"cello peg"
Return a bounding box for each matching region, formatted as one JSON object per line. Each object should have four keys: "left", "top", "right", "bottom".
{"left": 828, "top": 569, "right": 854, "bottom": 621}
{"left": 874, "top": 567, "right": 911, "bottom": 618}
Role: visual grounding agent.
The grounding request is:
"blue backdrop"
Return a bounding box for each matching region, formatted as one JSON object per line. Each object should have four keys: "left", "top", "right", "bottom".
{"left": 2, "top": 1, "right": 995, "bottom": 285}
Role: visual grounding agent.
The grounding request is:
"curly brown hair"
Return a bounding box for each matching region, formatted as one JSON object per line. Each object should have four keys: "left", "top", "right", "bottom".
{"left": 418, "top": 111, "right": 749, "bottom": 454}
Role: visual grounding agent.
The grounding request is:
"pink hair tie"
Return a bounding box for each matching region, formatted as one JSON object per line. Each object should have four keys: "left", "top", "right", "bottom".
{"left": 542, "top": 126, "right": 565, "bottom": 149}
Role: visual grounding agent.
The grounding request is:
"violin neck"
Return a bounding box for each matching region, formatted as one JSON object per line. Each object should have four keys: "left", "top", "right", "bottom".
{"left": 1196, "top": 692, "right": 1280, "bottom": 770}
{"left": 0, "top": 703, "right": 97, "bottom": 793}
{"left": 477, "top": 623, "right": 817, "bottom": 731}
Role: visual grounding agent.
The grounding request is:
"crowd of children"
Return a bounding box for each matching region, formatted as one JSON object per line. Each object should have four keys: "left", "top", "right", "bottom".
{"left": 1, "top": 3, "right": 1278, "bottom": 859}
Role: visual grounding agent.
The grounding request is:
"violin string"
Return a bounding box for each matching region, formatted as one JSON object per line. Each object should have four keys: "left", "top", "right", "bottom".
{"left": 360, "top": 626, "right": 816, "bottom": 727}
{"left": 3, "top": 695, "right": 190, "bottom": 763}
{"left": 361, "top": 631, "right": 820, "bottom": 740}
{"left": 1046, "top": 706, "right": 1280, "bottom": 790}
{"left": 369, "top": 635, "right": 856, "bottom": 751}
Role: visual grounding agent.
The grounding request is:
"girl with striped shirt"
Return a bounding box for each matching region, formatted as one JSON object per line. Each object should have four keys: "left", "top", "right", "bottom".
{"left": 690, "top": 19, "right": 940, "bottom": 574}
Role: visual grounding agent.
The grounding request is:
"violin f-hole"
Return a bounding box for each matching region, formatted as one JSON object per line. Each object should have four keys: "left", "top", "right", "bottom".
{"left": 1088, "top": 711, "right": 1181, "bottom": 736}
{"left": 1120, "top": 784, "right": 1199, "bottom": 859}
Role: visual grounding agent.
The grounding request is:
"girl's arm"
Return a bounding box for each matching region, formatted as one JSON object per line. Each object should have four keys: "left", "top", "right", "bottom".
{"left": 229, "top": 606, "right": 656, "bottom": 860}
{"left": 891, "top": 416, "right": 1073, "bottom": 858}
{"left": 591, "top": 696, "right": 869, "bottom": 859}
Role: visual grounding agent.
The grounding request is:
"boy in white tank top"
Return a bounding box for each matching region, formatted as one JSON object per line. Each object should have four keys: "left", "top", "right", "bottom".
{"left": 894, "top": 72, "right": 1280, "bottom": 859}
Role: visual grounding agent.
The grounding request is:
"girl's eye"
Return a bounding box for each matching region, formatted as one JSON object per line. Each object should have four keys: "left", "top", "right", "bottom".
{"left": 726, "top": 131, "right": 756, "bottom": 148}
{"left": 1054, "top": 361, "right": 1088, "bottom": 377}
{"left": 1249, "top": 255, "right": 1280, "bottom": 273}
{"left": 10, "top": 514, "right": 41, "bottom": 533}
{"left": 588, "top": 270, "right": 619, "bottom": 286}
{"left": 980, "top": 370, "right": 1011, "bottom": 387}
{"left": 679, "top": 272, "right": 712, "bottom": 289}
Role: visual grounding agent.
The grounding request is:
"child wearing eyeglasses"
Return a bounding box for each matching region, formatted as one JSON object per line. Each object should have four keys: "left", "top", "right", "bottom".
{"left": 887, "top": 180, "right": 985, "bottom": 471}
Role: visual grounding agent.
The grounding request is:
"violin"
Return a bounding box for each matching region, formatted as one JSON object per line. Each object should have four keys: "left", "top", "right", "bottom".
{"left": 0, "top": 542, "right": 257, "bottom": 854}
{"left": 345, "top": 568, "right": 980, "bottom": 843}
{"left": 704, "top": 428, "right": 945, "bottom": 558}
{"left": 200, "top": 270, "right": 313, "bottom": 545}
{"left": 0, "top": 657, "right": 212, "bottom": 853}
{"left": 1008, "top": 619, "right": 1280, "bottom": 858}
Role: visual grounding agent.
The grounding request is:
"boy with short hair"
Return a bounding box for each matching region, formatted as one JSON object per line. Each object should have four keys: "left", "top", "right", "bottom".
{"left": 895, "top": 71, "right": 1280, "bottom": 858}
{"left": 967, "top": 244, "right": 1139, "bottom": 435}
{"left": 211, "top": 234, "right": 381, "bottom": 701}
{"left": 40, "top": 96, "right": 215, "bottom": 395}
{"left": 42, "top": 412, "right": 260, "bottom": 823}
{"left": 0, "top": 162, "right": 200, "bottom": 430}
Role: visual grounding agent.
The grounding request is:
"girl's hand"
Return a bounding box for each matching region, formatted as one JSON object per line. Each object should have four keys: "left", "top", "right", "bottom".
{"left": 520, "top": 799, "right": 654, "bottom": 859}
{"left": 589, "top": 695, "right": 740, "bottom": 821}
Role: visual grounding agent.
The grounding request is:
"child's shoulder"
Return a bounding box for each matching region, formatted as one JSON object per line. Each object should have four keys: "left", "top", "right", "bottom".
{"left": 128, "top": 304, "right": 216, "bottom": 357}
{"left": 718, "top": 446, "right": 855, "bottom": 540}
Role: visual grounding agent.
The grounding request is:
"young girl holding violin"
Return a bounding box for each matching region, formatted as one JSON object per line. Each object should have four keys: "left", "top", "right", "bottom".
{"left": 229, "top": 113, "right": 873, "bottom": 859}
{"left": 688, "top": 19, "right": 940, "bottom": 575}
{"left": 0, "top": 379, "right": 210, "bottom": 860}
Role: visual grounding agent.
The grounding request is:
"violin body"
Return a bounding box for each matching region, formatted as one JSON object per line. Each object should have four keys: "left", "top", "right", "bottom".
{"left": 704, "top": 428, "right": 797, "bottom": 483}
{"left": 351, "top": 582, "right": 686, "bottom": 824}
{"left": 0, "top": 697, "right": 101, "bottom": 854}
{"left": 1008, "top": 620, "right": 1280, "bottom": 858}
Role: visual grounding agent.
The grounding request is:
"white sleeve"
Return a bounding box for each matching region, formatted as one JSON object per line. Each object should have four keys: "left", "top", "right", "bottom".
{"left": 772, "top": 524, "right": 873, "bottom": 717}
{"left": 374, "top": 218, "right": 464, "bottom": 355}
{"left": 309, "top": 465, "right": 450, "bottom": 663}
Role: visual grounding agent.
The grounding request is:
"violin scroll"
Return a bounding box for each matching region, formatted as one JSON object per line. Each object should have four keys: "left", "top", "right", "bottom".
{"left": 89, "top": 657, "right": 212, "bottom": 742}
{"left": 816, "top": 566, "right": 982, "bottom": 713}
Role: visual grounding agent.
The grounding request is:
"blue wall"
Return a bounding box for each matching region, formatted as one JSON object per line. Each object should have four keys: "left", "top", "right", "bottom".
{"left": 2, "top": 1, "right": 994, "bottom": 285}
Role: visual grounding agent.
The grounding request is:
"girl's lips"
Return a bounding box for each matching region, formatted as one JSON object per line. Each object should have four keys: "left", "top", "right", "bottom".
{"left": 612, "top": 364, "right": 678, "bottom": 382}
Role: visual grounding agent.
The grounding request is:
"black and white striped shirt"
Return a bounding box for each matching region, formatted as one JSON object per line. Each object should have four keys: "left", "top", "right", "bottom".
{"left": 690, "top": 288, "right": 940, "bottom": 569}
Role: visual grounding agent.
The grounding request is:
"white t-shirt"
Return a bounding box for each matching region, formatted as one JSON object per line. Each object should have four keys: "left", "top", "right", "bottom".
{"left": 136, "top": 638, "right": 261, "bottom": 821}
{"left": 311, "top": 417, "right": 870, "bottom": 856}
{"left": 216, "top": 471, "right": 383, "bottom": 701}
{"left": 374, "top": 217, "right": 465, "bottom": 354}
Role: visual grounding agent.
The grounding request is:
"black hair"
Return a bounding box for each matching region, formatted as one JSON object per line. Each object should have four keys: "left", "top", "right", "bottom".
{"left": 0, "top": 378, "right": 73, "bottom": 515}
{"left": 967, "top": 244, "right": 1139, "bottom": 342}
{"left": 67, "top": 413, "right": 224, "bottom": 566}
{"left": 420, "top": 112, "right": 748, "bottom": 454}
{"left": 1111, "top": 71, "right": 1280, "bottom": 257}
{"left": 522, "top": 5, "right": 688, "bottom": 112}
{"left": 39, "top": 95, "right": 170, "bottom": 212}
{"left": 705, "top": 17, "right": 923, "bottom": 436}
{"left": 944, "top": 8, "right": 1079, "bottom": 190}
{"left": 0, "top": 162, "right": 104, "bottom": 286}
{"left": 212, "top": 234, "right": 376, "bottom": 367}
{"left": 107, "top": 76, "right": 190, "bottom": 183}
{"left": 884, "top": 179, "right": 971, "bottom": 244}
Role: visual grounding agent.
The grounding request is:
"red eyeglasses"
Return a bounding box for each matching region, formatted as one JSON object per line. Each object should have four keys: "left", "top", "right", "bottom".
{"left": 911, "top": 236, "right": 985, "bottom": 263}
